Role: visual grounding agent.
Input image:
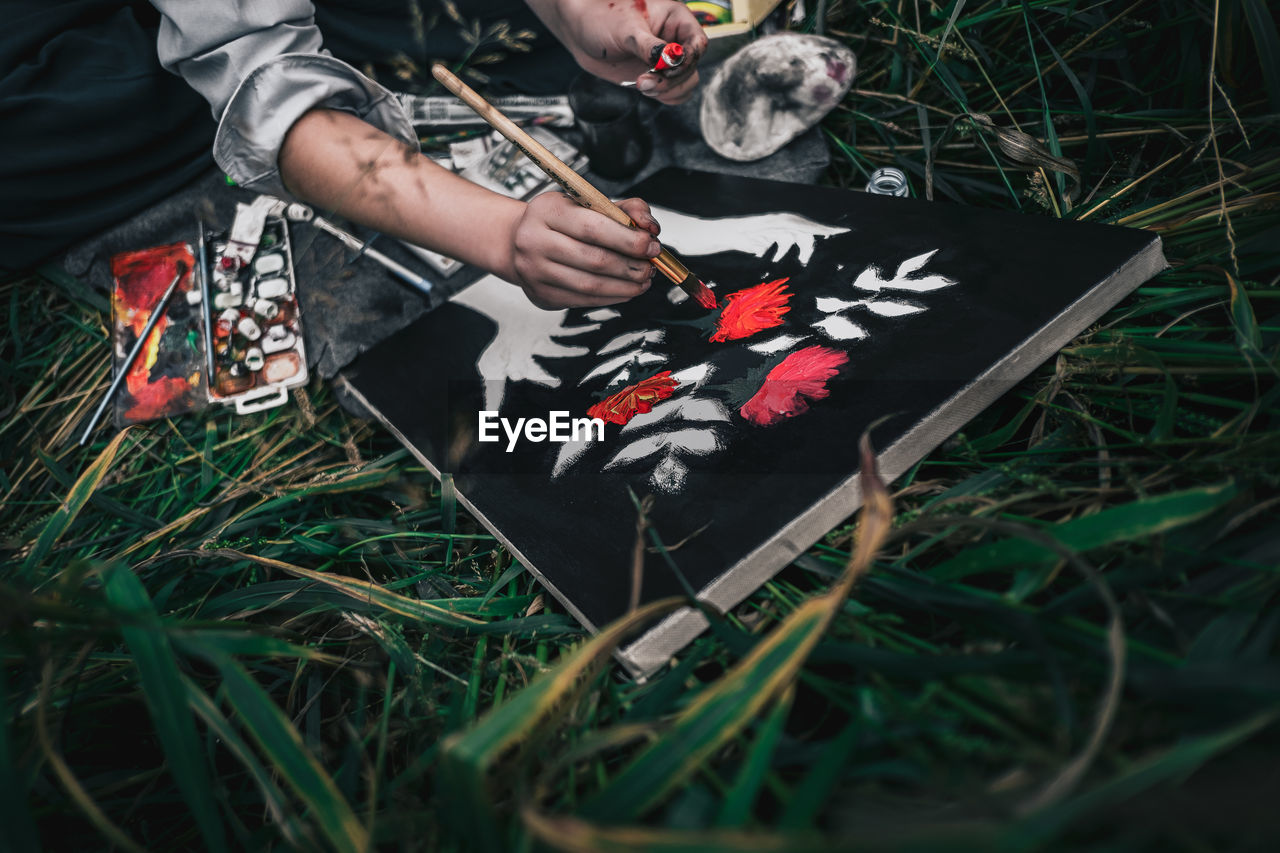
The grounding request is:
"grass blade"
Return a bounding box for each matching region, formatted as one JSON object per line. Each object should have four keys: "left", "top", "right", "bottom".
{"left": 931, "top": 481, "right": 1240, "bottom": 581}
{"left": 201, "top": 650, "right": 369, "bottom": 853}
{"left": 103, "top": 565, "right": 230, "bottom": 852}
{"left": 22, "top": 428, "right": 135, "bottom": 574}
{"left": 439, "top": 597, "right": 685, "bottom": 852}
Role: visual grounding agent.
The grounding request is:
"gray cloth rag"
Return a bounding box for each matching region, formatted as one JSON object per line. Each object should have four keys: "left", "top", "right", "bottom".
{"left": 61, "top": 74, "right": 828, "bottom": 380}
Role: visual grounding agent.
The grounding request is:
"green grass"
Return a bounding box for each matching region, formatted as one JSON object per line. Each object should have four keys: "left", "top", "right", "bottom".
{"left": 3, "top": 1, "right": 1279, "bottom": 849}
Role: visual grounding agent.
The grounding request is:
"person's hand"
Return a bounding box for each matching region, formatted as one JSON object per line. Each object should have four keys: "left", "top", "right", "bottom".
{"left": 527, "top": 0, "right": 708, "bottom": 104}
{"left": 504, "top": 194, "right": 662, "bottom": 309}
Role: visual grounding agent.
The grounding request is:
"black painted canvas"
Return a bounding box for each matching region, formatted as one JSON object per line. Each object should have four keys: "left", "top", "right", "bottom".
{"left": 340, "top": 168, "right": 1165, "bottom": 676}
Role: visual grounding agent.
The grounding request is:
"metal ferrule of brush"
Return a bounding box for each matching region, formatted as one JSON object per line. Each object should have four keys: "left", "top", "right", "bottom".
{"left": 652, "top": 248, "right": 691, "bottom": 284}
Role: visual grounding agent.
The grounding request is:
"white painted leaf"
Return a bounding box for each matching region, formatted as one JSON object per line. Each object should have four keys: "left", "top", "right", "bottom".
{"left": 605, "top": 367, "right": 631, "bottom": 387}
{"left": 895, "top": 250, "right": 938, "bottom": 278}
{"left": 815, "top": 296, "right": 859, "bottom": 313}
{"left": 814, "top": 315, "right": 867, "bottom": 340}
{"left": 851, "top": 266, "right": 885, "bottom": 292}
{"left": 605, "top": 428, "right": 719, "bottom": 468}
{"left": 621, "top": 397, "right": 730, "bottom": 434}
{"left": 748, "top": 334, "right": 808, "bottom": 354}
{"left": 598, "top": 329, "right": 665, "bottom": 356}
{"left": 584, "top": 307, "right": 620, "bottom": 321}
{"left": 883, "top": 274, "right": 955, "bottom": 293}
{"left": 864, "top": 300, "right": 925, "bottom": 317}
{"left": 670, "top": 362, "right": 712, "bottom": 385}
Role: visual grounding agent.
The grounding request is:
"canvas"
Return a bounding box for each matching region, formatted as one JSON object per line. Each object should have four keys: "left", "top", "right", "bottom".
{"left": 340, "top": 168, "right": 1166, "bottom": 677}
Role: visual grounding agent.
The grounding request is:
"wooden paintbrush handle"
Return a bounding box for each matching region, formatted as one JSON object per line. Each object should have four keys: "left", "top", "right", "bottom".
{"left": 430, "top": 64, "right": 633, "bottom": 228}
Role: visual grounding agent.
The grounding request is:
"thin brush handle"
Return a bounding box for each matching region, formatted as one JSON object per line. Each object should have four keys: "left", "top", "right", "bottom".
{"left": 80, "top": 266, "right": 186, "bottom": 446}
{"left": 198, "top": 222, "right": 216, "bottom": 385}
{"left": 310, "top": 214, "right": 434, "bottom": 298}
{"left": 430, "top": 63, "right": 711, "bottom": 306}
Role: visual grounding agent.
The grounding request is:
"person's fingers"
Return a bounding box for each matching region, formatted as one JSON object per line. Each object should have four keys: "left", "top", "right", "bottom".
{"left": 542, "top": 201, "right": 659, "bottom": 263}
{"left": 615, "top": 197, "right": 661, "bottom": 237}
{"left": 521, "top": 260, "right": 653, "bottom": 308}
{"left": 637, "top": 68, "right": 700, "bottom": 104}
{"left": 651, "top": 4, "right": 709, "bottom": 63}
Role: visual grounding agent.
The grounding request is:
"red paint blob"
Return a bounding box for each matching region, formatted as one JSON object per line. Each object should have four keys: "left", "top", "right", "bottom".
{"left": 587, "top": 370, "right": 678, "bottom": 426}
{"left": 633, "top": 0, "right": 647, "bottom": 16}
{"left": 710, "top": 278, "right": 792, "bottom": 342}
{"left": 740, "top": 346, "right": 849, "bottom": 426}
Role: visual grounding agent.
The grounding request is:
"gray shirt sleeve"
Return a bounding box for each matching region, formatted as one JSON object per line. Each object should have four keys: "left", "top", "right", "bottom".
{"left": 152, "top": 0, "right": 416, "bottom": 196}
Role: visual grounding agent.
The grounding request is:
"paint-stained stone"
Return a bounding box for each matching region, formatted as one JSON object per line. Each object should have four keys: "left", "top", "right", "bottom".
{"left": 700, "top": 34, "right": 856, "bottom": 162}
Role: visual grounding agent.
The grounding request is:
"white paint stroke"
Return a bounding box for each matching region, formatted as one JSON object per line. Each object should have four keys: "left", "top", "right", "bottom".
{"left": 551, "top": 435, "right": 594, "bottom": 478}
{"left": 598, "top": 328, "right": 665, "bottom": 356}
{"left": 579, "top": 350, "right": 668, "bottom": 385}
{"left": 864, "top": 300, "right": 925, "bottom": 317}
{"left": 851, "top": 257, "right": 955, "bottom": 294}
{"left": 851, "top": 265, "right": 885, "bottom": 292}
{"left": 667, "top": 286, "right": 688, "bottom": 305}
{"left": 896, "top": 250, "right": 938, "bottom": 278}
{"left": 815, "top": 315, "right": 867, "bottom": 340}
{"left": 605, "top": 367, "right": 631, "bottom": 388}
{"left": 452, "top": 275, "right": 599, "bottom": 410}
{"left": 605, "top": 428, "right": 720, "bottom": 468}
{"left": 651, "top": 454, "right": 689, "bottom": 494}
{"left": 748, "top": 334, "right": 808, "bottom": 354}
{"left": 670, "top": 362, "right": 713, "bottom": 386}
{"left": 584, "top": 307, "right": 621, "bottom": 322}
{"left": 620, "top": 397, "right": 730, "bottom": 434}
{"left": 884, "top": 274, "right": 956, "bottom": 293}
{"left": 649, "top": 205, "right": 849, "bottom": 265}
{"left": 815, "top": 296, "right": 858, "bottom": 313}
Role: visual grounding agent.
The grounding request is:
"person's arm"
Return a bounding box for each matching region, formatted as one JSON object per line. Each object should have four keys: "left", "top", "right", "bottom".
{"left": 524, "top": 0, "right": 709, "bottom": 103}
{"left": 278, "top": 108, "right": 661, "bottom": 308}
{"left": 151, "top": 1, "right": 661, "bottom": 308}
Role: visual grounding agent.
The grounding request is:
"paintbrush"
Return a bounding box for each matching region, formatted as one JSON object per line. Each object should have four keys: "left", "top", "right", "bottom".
{"left": 79, "top": 264, "right": 187, "bottom": 446}
{"left": 197, "top": 222, "right": 216, "bottom": 386}
{"left": 430, "top": 63, "right": 717, "bottom": 310}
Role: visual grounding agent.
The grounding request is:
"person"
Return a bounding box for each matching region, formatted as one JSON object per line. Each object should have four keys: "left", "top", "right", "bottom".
{"left": 0, "top": 0, "right": 707, "bottom": 309}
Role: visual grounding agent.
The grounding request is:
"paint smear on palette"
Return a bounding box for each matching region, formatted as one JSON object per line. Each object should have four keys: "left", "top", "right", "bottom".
{"left": 587, "top": 370, "right": 678, "bottom": 425}
{"left": 739, "top": 345, "right": 849, "bottom": 426}
{"left": 110, "top": 242, "right": 205, "bottom": 424}
{"left": 710, "top": 278, "right": 792, "bottom": 343}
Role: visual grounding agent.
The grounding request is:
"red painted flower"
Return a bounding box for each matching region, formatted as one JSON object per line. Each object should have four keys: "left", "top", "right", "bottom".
{"left": 588, "top": 370, "right": 679, "bottom": 426}
{"left": 740, "top": 346, "right": 849, "bottom": 426}
{"left": 710, "top": 278, "right": 793, "bottom": 342}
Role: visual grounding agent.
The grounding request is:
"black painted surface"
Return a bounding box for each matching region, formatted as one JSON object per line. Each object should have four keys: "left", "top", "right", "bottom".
{"left": 345, "top": 169, "right": 1158, "bottom": 630}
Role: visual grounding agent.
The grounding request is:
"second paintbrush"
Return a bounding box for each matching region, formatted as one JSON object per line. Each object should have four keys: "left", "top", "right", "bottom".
{"left": 430, "top": 63, "right": 717, "bottom": 310}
